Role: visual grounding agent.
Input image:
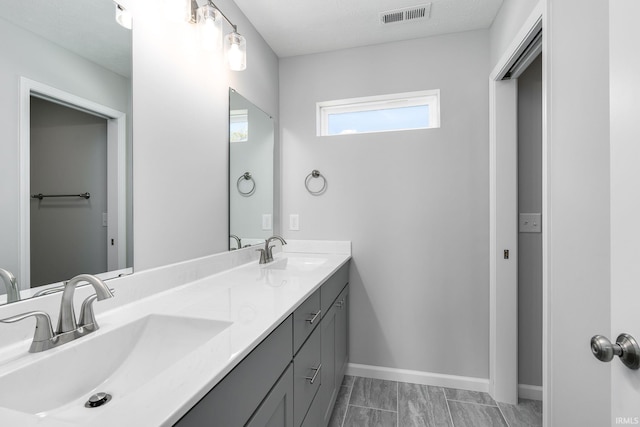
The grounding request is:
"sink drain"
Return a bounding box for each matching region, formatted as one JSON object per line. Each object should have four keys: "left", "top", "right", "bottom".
{"left": 85, "top": 392, "right": 112, "bottom": 408}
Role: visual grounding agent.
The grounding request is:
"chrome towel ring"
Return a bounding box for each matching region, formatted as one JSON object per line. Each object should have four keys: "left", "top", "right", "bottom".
{"left": 305, "top": 170, "right": 327, "bottom": 195}
{"left": 237, "top": 172, "right": 256, "bottom": 196}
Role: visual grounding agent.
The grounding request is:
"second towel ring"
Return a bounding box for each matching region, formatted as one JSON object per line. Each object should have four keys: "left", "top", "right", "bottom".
{"left": 305, "top": 170, "right": 327, "bottom": 195}
{"left": 237, "top": 172, "right": 256, "bottom": 196}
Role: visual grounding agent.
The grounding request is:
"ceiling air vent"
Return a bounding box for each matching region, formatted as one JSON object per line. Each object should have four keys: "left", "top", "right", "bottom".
{"left": 379, "top": 3, "right": 431, "bottom": 25}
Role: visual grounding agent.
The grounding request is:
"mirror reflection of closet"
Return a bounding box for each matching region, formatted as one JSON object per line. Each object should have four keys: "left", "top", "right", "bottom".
{"left": 30, "top": 97, "right": 109, "bottom": 286}
{"left": 228, "top": 89, "right": 275, "bottom": 250}
{"left": 29, "top": 96, "right": 125, "bottom": 287}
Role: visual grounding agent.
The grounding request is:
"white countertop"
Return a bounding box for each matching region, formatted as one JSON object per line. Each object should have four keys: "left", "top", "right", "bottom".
{"left": 0, "top": 248, "right": 351, "bottom": 426}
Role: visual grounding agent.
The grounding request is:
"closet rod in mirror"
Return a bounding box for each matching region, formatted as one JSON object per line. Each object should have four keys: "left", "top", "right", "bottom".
{"left": 31, "top": 192, "right": 91, "bottom": 200}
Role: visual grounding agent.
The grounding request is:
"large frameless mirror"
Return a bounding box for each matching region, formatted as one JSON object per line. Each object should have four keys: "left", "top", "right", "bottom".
{"left": 228, "top": 89, "right": 274, "bottom": 250}
{"left": 0, "top": 0, "right": 133, "bottom": 305}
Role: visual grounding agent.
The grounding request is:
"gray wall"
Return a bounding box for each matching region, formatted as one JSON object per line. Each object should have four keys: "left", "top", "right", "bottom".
{"left": 280, "top": 30, "right": 490, "bottom": 379}
{"left": 131, "top": 0, "right": 279, "bottom": 270}
{"left": 517, "top": 55, "right": 542, "bottom": 388}
{"left": 30, "top": 98, "right": 108, "bottom": 286}
{"left": 0, "top": 16, "right": 131, "bottom": 290}
{"left": 489, "top": 0, "right": 540, "bottom": 69}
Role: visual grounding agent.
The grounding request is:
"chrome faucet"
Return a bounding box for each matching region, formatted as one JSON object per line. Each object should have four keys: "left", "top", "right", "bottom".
{"left": 230, "top": 234, "right": 242, "bottom": 250}
{"left": 258, "top": 235, "right": 287, "bottom": 264}
{"left": 57, "top": 274, "right": 114, "bottom": 335}
{"left": 0, "top": 268, "right": 20, "bottom": 303}
{"left": 0, "top": 274, "right": 114, "bottom": 353}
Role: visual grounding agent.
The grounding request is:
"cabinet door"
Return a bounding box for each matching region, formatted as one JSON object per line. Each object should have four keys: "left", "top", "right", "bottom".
{"left": 175, "top": 317, "right": 292, "bottom": 427}
{"left": 246, "top": 364, "right": 294, "bottom": 427}
{"left": 335, "top": 285, "right": 349, "bottom": 385}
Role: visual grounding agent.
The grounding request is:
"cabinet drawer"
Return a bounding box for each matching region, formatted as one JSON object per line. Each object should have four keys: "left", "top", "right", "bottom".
{"left": 293, "top": 288, "right": 321, "bottom": 354}
{"left": 294, "top": 324, "right": 321, "bottom": 427}
{"left": 175, "top": 316, "right": 293, "bottom": 427}
{"left": 320, "top": 263, "right": 349, "bottom": 317}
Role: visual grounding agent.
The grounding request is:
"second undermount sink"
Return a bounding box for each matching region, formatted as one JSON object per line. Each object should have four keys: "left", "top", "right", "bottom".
{"left": 265, "top": 256, "right": 327, "bottom": 272}
{"left": 0, "top": 314, "right": 232, "bottom": 418}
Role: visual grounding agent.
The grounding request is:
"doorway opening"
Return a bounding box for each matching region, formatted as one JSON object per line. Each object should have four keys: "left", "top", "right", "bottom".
{"left": 29, "top": 97, "right": 109, "bottom": 286}
{"left": 19, "top": 78, "right": 127, "bottom": 289}
{"left": 488, "top": 4, "right": 544, "bottom": 410}
{"left": 516, "top": 53, "right": 543, "bottom": 402}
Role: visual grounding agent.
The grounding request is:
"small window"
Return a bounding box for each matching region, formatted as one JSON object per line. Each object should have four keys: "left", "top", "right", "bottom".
{"left": 230, "top": 109, "right": 248, "bottom": 142}
{"left": 317, "top": 90, "right": 440, "bottom": 136}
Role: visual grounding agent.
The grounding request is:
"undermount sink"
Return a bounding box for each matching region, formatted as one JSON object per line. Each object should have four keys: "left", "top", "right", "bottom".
{"left": 0, "top": 314, "right": 232, "bottom": 418}
{"left": 265, "top": 256, "right": 327, "bottom": 272}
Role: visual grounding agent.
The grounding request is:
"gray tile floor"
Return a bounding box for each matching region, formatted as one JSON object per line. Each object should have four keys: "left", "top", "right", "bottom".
{"left": 328, "top": 376, "right": 542, "bottom": 427}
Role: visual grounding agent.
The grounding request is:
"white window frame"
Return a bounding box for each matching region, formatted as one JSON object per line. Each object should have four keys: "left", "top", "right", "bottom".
{"left": 316, "top": 89, "right": 440, "bottom": 136}
{"left": 230, "top": 108, "right": 248, "bottom": 142}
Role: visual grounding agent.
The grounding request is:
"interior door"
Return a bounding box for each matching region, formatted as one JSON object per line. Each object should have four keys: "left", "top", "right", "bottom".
{"left": 609, "top": 0, "right": 640, "bottom": 421}
{"left": 30, "top": 97, "right": 108, "bottom": 286}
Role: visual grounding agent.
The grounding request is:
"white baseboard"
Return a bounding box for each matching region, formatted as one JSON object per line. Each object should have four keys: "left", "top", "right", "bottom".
{"left": 345, "top": 363, "right": 542, "bottom": 402}
{"left": 346, "top": 363, "right": 490, "bottom": 393}
{"left": 518, "top": 383, "right": 542, "bottom": 401}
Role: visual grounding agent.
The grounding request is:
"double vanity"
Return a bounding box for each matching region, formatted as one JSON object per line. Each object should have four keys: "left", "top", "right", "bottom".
{"left": 0, "top": 240, "right": 351, "bottom": 426}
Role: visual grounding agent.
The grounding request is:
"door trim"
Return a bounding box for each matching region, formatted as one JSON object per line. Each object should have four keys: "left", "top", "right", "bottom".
{"left": 19, "top": 78, "right": 127, "bottom": 287}
{"left": 488, "top": 2, "right": 544, "bottom": 406}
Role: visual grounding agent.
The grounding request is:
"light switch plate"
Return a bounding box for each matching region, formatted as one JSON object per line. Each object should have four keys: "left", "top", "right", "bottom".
{"left": 289, "top": 214, "right": 299, "bottom": 231}
{"left": 262, "top": 214, "right": 272, "bottom": 230}
{"left": 519, "top": 213, "right": 541, "bottom": 233}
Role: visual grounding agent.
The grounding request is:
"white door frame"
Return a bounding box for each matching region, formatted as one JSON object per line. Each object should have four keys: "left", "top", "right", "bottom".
{"left": 19, "top": 77, "right": 127, "bottom": 287}
{"left": 489, "top": 3, "right": 544, "bottom": 406}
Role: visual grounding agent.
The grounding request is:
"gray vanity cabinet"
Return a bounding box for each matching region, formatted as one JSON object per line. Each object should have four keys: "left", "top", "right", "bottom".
{"left": 301, "top": 284, "right": 349, "bottom": 427}
{"left": 174, "top": 261, "right": 350, "bottom": 427}
{"left": 174, "top": 316, "right": 293, "bottom": 427}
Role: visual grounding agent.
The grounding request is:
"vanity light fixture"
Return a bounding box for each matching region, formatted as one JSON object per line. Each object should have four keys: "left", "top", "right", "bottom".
{"left": 187, "top": 0, "right": 246, "bottom": 71}
{"left": 196, "top": 3, "right": 222, "bottom": 51}
{"left": 225, "top": 30, "right": 246, "bottom": 71}
{"left": 115, "top": 3, "right": 132, "bottom": 30}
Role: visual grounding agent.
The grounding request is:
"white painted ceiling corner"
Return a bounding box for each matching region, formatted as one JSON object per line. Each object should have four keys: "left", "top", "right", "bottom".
{"left": 232, "top": 0, "right": 505, "bottom": 58}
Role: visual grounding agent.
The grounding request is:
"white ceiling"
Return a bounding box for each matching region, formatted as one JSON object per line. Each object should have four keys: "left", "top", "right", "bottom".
{"left": 233, "top": 0, "right": 504, "bottom": 58}
{"left": 0, "top": 0, "right": 132, "bottom": 78}
{"left": 0, "top": 0, "right": 503, "bottom": 74}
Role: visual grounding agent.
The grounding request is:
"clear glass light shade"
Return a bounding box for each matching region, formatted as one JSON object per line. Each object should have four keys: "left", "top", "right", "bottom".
{"left": 197, "top": 5, "right": 223, "bottom": 51}
{"left": 225, "top": 32, "right": 246, "bottom": 71}
{"left": 115, "top": 4, "right": 132, "bottom": 29}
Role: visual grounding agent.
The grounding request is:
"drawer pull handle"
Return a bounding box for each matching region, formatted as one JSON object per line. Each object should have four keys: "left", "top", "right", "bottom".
{"left": 335, "top": 299, "right": 345, "bottom": 308}
{"left": 306, "top": 310, "right": 321, "bottom": 324}
{"left": 305, "top": 364, "right": 322, "bottom": 384}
